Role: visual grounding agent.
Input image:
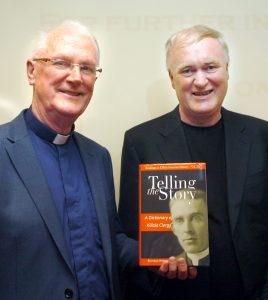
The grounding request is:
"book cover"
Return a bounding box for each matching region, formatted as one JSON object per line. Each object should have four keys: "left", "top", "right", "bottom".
{"left": 139, "top": 162, "right": 209, "bottom": 267}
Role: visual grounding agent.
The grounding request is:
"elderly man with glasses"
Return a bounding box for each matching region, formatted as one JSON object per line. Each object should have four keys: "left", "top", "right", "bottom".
{"left": 0, "top": 20, "right": 181, "bottom": 300}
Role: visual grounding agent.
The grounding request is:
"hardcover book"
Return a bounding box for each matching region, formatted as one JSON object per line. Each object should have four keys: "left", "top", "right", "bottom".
{"left": 139, "top": 162, "right": 209, "bottom": 266}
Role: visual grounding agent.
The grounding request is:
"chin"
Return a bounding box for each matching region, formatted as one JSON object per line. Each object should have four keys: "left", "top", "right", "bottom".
{"left": 193, "top": 105, "right": 220, "bottom": 115}
{"left": 56, "top": 107, "right": 83, "bottom": 119}
{"left": 58, "top": 101, "right": 86, "bottom": 113}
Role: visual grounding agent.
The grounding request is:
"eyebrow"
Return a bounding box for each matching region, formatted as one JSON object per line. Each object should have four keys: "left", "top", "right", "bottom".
{"left": 51, "top": 54, "right": 95, "bottom": 64}
{"left": 176, "top": 60, "right": 221, "bottom": 72}
{"left": 203, "top": 60, "right": 221, "bottom": 66}
{"left": 174, "top": 64, "right": 192, "bottom": 74}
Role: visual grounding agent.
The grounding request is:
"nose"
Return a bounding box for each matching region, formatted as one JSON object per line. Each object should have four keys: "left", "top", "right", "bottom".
{"left": 66, "top": 65, "right": 83, "bottom": 83}
{"left": 183, "top": 219, "right": 194, "bottom": 233}
{"left": 193, "top": 70, "right": 208, "bottom": 87}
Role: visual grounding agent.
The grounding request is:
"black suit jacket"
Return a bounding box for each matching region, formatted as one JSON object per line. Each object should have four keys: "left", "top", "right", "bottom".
{"left": 119, "top": 106, "right": 268, "bottom": 299}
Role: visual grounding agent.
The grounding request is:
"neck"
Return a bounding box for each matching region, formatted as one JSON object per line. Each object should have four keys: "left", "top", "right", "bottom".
{"left": 179, "top": 107, "right": 221, "bottom": 127}
{"left": 31, "top": 104, "right": 74, "bottom": 135}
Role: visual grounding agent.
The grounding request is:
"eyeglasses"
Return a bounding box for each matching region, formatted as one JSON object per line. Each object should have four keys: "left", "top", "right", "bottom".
{"left": 33, "top": 58, "right": 102, "bottom": 78}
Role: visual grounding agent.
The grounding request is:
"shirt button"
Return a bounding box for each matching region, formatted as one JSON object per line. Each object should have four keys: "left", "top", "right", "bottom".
{"left": 65, "top": 288, "right": 73, "bottom": 299}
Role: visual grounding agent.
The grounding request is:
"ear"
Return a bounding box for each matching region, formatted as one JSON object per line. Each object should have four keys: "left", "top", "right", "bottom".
{"left": 168, "top": 70, "right": 175, "bottom": 89}
{"left": 27, "top": 59, "right": 36, "bottom": 86}
{"left": 171, "top": 222, "right": 175, "bottom": 232}
{"left": 226, "top": 63, "right": 229, "bottom": 80}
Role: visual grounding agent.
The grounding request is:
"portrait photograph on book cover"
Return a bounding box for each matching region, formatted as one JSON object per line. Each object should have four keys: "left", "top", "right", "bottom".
{"left": 139, "top": 163, "right": 209, "bottom": 267}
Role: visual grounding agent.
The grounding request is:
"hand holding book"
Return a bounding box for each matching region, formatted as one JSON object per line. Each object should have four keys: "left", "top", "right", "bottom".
{"left": 152, "top": 256, "right": 198, "bottom": 280}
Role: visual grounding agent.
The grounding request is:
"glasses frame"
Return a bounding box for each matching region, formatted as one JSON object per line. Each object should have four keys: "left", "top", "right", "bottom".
{"left": 33, "top": 57, "right": 102, "bottom": 78}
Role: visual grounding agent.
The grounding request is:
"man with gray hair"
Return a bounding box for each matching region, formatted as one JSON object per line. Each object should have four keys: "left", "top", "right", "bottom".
{"left": 119, "top": 25, "right": 268, "bottom": 299}
{"left": 0, "top": 20, "right": 178, "bottom": 300}
{"left": 0, "top": 19, "right": 120, "bottom": 300}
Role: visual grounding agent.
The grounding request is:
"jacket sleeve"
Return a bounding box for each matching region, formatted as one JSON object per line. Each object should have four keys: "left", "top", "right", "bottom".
{"left": 118, "top": 132, "right": 140, "bottom": 240}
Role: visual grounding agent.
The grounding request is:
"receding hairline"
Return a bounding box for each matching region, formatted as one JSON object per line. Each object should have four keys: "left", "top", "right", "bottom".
{"left": 30, "top": 20, "right": 100, "bottom": 65}
{"left": 165, "top": 25, "right": 229, "bottom": 69}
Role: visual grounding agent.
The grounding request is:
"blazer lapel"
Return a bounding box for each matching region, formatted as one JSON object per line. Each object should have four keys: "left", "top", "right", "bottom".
{"left": 157, "top": 106, "right": 191, "bottom": 162}
{"left": 6, "top": 114, "right": 74, "bottom": 273}
{"left": 223, "top": 109, "right": 251, "bottom": 233}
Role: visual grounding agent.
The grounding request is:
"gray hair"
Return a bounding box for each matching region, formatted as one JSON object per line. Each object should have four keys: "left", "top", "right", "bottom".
{"left": 31, "top": 20, "right": 100, "bottom": 65}
{"left": 165, "top": 25, "right": 229, "bottom": 70}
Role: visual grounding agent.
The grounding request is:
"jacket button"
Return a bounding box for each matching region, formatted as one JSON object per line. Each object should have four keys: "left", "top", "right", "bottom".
{"left": 65, "top": 288, "right": 73, "bottom": 299}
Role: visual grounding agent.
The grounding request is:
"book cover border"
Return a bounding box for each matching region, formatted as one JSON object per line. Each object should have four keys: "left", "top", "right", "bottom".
{"left": 139, "top": 162, "right": 208, "bottom": 266}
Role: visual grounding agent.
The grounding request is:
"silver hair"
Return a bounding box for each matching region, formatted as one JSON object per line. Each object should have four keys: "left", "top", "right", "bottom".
{"left": 165, "top": 25, "right": 229, "bottom": 70}
{"left": 31, "top": 20, "right": 100, "bottom": 65}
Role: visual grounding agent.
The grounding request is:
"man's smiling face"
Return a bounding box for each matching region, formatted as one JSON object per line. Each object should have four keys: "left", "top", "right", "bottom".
{"left": 27, "top": 27, "right": 99, "bottom": 133}
{"left": 168, "top": 37, "right": 229, "bottom": 126}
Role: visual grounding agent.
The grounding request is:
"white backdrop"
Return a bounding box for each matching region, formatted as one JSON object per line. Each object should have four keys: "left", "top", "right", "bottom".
{"left": 1, "top": 0, "right": 268, "bottom": 203}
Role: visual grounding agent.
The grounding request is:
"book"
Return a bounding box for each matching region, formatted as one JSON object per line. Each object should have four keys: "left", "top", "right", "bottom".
{"left": 139, "top": 162, "right": 209, "bottom": 267}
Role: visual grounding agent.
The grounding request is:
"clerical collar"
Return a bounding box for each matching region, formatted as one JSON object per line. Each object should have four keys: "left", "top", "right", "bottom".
{"left": 24, "top": 108, "right": 74, "bottom": 145}
{"left": 187, "top": 248, "right": 209, "bottom": 266}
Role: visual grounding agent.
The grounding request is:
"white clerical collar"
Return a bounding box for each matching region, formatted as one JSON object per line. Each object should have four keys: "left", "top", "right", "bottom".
{"left": 53, "top": 133, "right": 71, "bottom": 145}
{"left": 187, "top": 248, "right": 209, "bottom": 266}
